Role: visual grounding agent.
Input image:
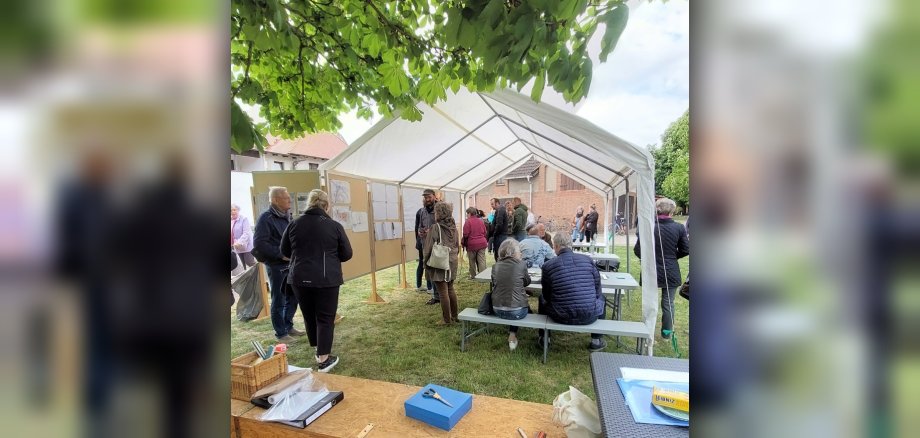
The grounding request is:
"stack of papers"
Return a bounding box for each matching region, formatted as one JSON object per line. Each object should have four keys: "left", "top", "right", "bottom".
{"left": 617, "top": 367, "right": 689, "bottom": 427}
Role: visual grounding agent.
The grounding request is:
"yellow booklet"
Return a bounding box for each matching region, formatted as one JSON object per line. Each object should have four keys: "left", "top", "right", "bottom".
{"left": 652, "top": 386, "right": 689, "bottom": 413}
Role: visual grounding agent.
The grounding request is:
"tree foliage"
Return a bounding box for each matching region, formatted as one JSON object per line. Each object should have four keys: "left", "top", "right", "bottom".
{"left": 651, "top": 109, "right": 689, "bottom": 210}
{"left": 231, "top": 0, "right": 632, "bottom": 152}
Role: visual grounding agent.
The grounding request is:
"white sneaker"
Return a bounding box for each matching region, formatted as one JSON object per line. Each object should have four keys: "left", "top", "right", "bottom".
{"left": 508, "top": 339, "right": 518, "bottom": 351}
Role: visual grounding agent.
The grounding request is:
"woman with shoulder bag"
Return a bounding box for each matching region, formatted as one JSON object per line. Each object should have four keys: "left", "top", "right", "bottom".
{"left": 424, "top": 202, "right": 460, "bottom": 325}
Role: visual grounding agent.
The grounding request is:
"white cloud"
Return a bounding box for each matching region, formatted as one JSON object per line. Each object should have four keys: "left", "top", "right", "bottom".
{"left": 578, "top": 0, "right": 689, "bottom": 146}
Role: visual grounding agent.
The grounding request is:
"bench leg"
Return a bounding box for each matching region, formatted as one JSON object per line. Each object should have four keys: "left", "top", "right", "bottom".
{"left": 542, "top": 331, "right": 548, "bottom": 364}
{"left": 461, "top": 320, "right": 466, "bottom": 352}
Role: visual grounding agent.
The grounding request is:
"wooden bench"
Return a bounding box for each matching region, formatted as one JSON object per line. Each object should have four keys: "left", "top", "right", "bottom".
{"left": 231, "top": 372, "right": 564, "bottom": 437}
{"left": 458, "top": 308, "right": 649, "bottom": 363}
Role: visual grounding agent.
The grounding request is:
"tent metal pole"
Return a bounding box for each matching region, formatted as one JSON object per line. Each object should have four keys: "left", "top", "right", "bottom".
{"left": 497, "top": 115, "right": 627, "bottom": 179}
{"left": 604, "top": 191, "right": 610, "bottom": 252}
{"left": 399, "top": 115, "right": 499, "bottom": 185}
{"left": 519, "top": 139, "right": 612, "bottom": 192}
{"left": 625, "top": 178, "right": 631, "bottom": 275}
{"left": 438, "top": 139, "right": 520, "bottom": 191}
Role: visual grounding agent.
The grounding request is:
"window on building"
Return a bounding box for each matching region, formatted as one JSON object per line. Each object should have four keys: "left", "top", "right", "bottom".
{"left": 230, "top": 158, "right": 235, "bottom": 171}
{"left": 495, "top": 178, "right": 505, "bottom": 186}
{"left": 309, "top": 163, "right": 319, "bottom": 170}
{"left": 560, "top": 174, "right": 584, "bottom": 191}
{"left": 273, "top": 161, "right": 285, "bottom": 170}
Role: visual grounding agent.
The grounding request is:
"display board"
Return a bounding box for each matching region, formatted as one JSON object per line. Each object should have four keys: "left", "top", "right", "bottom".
{"left": 401, "top": 186, "right": 425, "bottom": 261}
{"left": 324, "top": 172, "right": 372, "bottom": 281}
{"left": 369, "top": 181, "right": 404, "bottom": 271}
{"left": 441, "top": 190, "right": 463, "bottom": 224}
{"left": 250, "top": 170, "right": 321, "bottom": 219}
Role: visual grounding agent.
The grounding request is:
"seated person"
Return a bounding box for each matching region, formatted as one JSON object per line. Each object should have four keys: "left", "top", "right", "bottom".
{"left": 538, "top": 233, "right": 607, "bottom": 351}
{"left": 490, "top": 239, "right": 531, "bottom": 351}
{"left": 519, "top": 224, "right": 556, "bottom": 268}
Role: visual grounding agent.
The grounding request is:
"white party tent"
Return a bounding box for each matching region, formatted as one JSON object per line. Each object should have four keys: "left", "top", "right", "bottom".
{"left": 320, "top": 88, "right": 660, "bottom": 354}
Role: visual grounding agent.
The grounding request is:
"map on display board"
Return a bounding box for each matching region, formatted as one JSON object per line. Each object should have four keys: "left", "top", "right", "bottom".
{"left": 330, "top": 179, "right": 351, "bottom": 204}
{"left": 402, "top": 187, "right": 423, "bottom": 231}
{"left": 331, "top": 206, "right": 351, "bottom": 228}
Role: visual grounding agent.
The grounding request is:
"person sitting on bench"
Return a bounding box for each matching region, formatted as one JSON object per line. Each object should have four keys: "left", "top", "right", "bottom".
{"left": 537, "top": 233, "right": 607, "bottom": 352}
{"left": 490, "top": 239, "right": 532, "bottom": 351}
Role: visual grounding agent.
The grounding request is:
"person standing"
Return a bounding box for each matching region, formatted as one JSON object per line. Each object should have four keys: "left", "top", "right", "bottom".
{"left": 281, "top": 189, "right": 353, "bottom": 373}
{"left": 571, "top": 206, "right": 585, "bottom": 242}
{"left": 582, "top": 204, "right": 599, "bottom": 243}
{"left": 511, "top": 197, "right": 529, "bottom": 241}
{"left": 634, "top": 197, "right": 689, "bottom": 340}
{"left": 423, "top": 202, "right": 460, "bottom": 325}
{"left": 231, "top": 203, "right": 256, "bottom": 268}
{"left": 253, "top": 186, "right": 303, "bottom": 343}
{"left": 491, "top": 198, "right": 509, "bottom": 261}
{"left": 462, "top": 207, "right": 488, "bottom": 278}
{"left": 415, "top": 189, "right": 438, "bottom": 304}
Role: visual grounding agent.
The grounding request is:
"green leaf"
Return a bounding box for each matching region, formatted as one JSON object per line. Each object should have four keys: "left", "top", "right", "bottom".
{"left": 444, "top": 8, "right": 461, "bottom": 46}
{"left": 599, "top": 5, "right": 629, "bottom": 62}
{"left": 481, "top": 0, "right": 507, "bottom": 30}
{"left": 530, "top": 71, "right": 546, "bottom": 102}
{"left": 458, "top": 18, "right": 477, "bottom": 48}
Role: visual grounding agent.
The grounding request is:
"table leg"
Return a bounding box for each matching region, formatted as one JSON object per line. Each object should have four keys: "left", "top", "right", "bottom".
{"left": 542, "top": 331, "right": 548, "bottom": 364}
{"left": 460, "top": 321, "right": 466, "bottom": 352}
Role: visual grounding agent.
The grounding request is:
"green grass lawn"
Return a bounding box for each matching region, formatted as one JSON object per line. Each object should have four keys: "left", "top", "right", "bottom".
{"left": 231, "top": 251, "right": 689, "bottom": 405}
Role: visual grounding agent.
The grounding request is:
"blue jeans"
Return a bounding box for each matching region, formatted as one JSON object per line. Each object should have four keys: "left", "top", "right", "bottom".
{"left": 494, "top": 307, "right": 528, "bottom": 333}
{"left": 572, "top": 228, "right": 584, "bottom": 242}
{"left": 266, "top": 264, "right": 297, "bottom": 338}
{"left": 416, "top": 248, "right": 432, "bottom": 290}
{"left": 514, "top": 231, "right": 527, "bottom": 242}
{"left": 492, "top": 234, "right": 507, "bottom": 256}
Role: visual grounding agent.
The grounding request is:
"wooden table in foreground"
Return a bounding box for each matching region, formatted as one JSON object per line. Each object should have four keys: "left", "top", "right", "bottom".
{"left": 231, "top": 373, "right": 564, "bottom": 437}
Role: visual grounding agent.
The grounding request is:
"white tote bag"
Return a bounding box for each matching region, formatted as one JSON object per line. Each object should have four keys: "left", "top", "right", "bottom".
{"left": 552, "top": 386, "right": 602, "bottom": 438}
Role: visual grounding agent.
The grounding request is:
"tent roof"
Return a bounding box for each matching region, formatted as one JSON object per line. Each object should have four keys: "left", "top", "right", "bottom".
{"left": 321, "top": 89, "right": 650, "bottom": 197}
{"left": 321, "top": 89, "right": 662, "bottom": 355}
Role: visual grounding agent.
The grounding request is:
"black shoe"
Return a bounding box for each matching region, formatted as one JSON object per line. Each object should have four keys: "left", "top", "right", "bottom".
{"left": 425, "top": 298, "right": 440, "bottom": 305}
{"left": 317, "top": 355, "right": 339, "bottom": 373}
{"left": 287, "top": 328, "right": 306, "bottom": 336}
{"left": 536, "top": 336, "right": 551, "bottom": 348}
{"left": 588, "top": 338, "right": 608, "bottom": 352}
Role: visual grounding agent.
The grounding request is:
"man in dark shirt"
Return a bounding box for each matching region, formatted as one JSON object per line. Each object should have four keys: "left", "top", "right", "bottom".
{"left": 490, "top": 198, "right": 509, "bottom": 261}
{"left": 253, "top": 186, "right": 303, "bottom": 342}
{"left": 415, "top": 189, "right": 437, "bottom": 303}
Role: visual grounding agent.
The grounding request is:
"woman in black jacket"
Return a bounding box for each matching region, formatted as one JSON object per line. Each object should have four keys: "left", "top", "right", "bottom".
{"left": 281, "top": 189, "right": 353, "bottom": 372}
{"left": 634, "top": 198, "right": 689, "bottom": 340}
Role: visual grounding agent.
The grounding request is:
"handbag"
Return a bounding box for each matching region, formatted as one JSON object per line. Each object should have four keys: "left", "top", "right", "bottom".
{"left": 678, "top": 278, "right": 689, "bottom": 300}
{"left": 552, "top": 386, "right": 602, "bottom": 438}
{"left": 477, "top": 291, "right": 493, "bottom": 315}
{"left": 426, "top": 224, "right": 451, "bottom": 271}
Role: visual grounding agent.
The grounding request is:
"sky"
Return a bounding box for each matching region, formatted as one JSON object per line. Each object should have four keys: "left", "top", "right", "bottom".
{"left": 307, "top": 1, "right": 689, "bottom": 149}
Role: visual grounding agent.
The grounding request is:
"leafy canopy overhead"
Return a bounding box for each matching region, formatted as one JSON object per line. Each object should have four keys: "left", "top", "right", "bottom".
{"left": 231, "top": 0, "right": 631, "bottom": 153}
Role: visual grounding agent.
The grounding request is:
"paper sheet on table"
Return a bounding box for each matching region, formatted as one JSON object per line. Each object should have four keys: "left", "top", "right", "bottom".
{"left": 616, "top": 379, "right": 689, "bottom": 427}
{"left": 620, "top": 368, "right": 689, "bottom": 383}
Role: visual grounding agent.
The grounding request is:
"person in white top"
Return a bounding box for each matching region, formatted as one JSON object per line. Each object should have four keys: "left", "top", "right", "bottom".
{"left": 231, "top": 204, "right": 255, "bottom": 268}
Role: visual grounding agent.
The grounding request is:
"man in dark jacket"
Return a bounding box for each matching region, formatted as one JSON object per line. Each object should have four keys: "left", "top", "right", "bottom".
{"left": 253, "top": 186, "right": 302, "bottom": 342}
{"left": 281, "top": 189, "right": 352, "bottom": 372}
{"left": 415, "top": 189, "right": 437, "bottom": 303}
{"left": 583, "top": 204, "right": 600, "bottom": 242}
{"left": 511, "top": 197, "right": 529, "bottom": 241}
{"left": 539, "top": 233, "right": 608, "bottom": 351}
{"left": 634, "top": 197, "right": 689, "bottom": 339}
{"left": 490, "top": 197, "right": 509, "bottom": 259}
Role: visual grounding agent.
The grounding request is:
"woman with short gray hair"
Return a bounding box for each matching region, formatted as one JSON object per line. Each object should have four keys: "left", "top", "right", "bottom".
{"left": 231, "top": 203, "right": 255, "bottom": 268}
{"left": 490, "top": 239, "right": 532, "bottom": 351}
{"left": 634, "top": 197, "right": 689, "bottom": 340}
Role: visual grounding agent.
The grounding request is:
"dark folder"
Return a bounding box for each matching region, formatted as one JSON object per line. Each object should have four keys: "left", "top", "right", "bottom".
{"left": 276, "top": 391, "right": 344, "bottom": 428}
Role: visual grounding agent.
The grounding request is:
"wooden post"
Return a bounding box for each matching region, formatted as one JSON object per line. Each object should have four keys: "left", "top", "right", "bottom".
{"left": 398, "top": 183, "right": 408, "bottom": 289}
{"left": 255, "top": 263, "right": 270, "bottom": 320}
{"left": 367, "top": 183, "right": 386, "bottom": 304}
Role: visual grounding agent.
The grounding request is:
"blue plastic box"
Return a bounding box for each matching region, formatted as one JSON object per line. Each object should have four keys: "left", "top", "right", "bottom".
{"left": 404, "top": 384, "right": 473, "bottom": 431}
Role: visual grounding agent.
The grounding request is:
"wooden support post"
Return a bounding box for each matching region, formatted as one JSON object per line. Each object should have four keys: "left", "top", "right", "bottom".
{"left": 367, "top": 184, "right": 386, "bottom": 304}
{"left": 255, "top": 263, "right": 270, "bottom": 320}
{"left": 398, "top": 184, "right": 408, "bottom": 289}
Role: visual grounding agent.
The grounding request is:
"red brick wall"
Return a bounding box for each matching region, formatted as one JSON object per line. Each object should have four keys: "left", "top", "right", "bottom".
{"left": 470, "top": 164, "right": 609, "bottom": 235}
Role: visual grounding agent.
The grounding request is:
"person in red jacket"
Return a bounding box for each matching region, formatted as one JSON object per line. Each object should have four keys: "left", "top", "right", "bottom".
{"left": 462, "top": 207, "right": 489, "bottom": 278}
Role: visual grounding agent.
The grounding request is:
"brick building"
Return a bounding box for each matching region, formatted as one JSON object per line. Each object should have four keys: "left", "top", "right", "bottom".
{"left": 469, "top": 158, "right": 637, "bottom": 238}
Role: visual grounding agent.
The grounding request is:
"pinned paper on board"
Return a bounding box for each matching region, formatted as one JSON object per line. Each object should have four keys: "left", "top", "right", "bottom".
{"left": 331, "top": 206, "right": 351, "bottom": 228}
{"left": 351, "top": 212, "right": 368, "bottom": 233}
{"left": 295, "top": 193, "right": 309, "bottom": 216}
{"left": 370, "top": 182, "right": 386, "bottom": 202}
{"left": 385, "top": 185, "right": 398, "bottom": 204}
{"left": 373, "top": 222, "right": 385, "bottom": 241}
{"left": 330, "top": 179, "right": 351, "bottom": 204}
{"left": 387, "top": 203, "right": 399, "bottom": 220}
{"left": 372, "top": 201, "right": 388, "bottom": 221}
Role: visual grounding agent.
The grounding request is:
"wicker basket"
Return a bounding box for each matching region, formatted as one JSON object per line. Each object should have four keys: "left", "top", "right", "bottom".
{"left": 230, "top": 351, "right": 288, "bottom": 401}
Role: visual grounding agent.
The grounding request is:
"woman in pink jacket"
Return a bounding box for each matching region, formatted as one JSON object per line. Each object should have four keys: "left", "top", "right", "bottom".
{"left": 462, "top": 207, "right": 489, "bottom": 279}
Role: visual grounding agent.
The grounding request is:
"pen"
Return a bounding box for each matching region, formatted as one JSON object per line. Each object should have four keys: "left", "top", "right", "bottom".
{"left": 517, "top": 427, "right": 527, "bottom": 438}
